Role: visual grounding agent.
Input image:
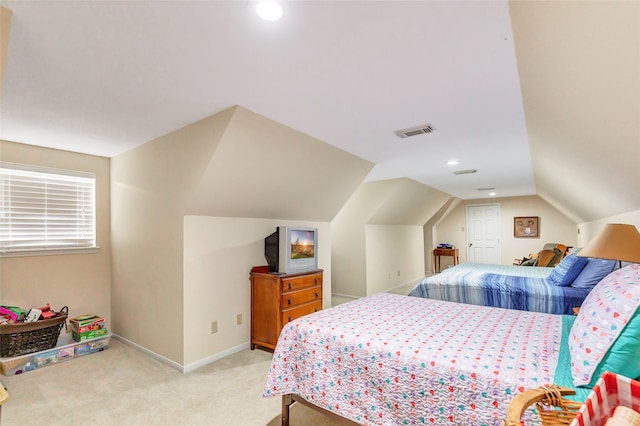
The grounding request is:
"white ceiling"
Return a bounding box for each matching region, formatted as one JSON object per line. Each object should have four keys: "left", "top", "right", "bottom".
{"left": 2, "top": 1, "right": 536, "bottom": 200}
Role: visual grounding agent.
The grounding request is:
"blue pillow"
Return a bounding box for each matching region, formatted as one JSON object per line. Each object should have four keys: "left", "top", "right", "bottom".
{"left": 571, "top": 258, "right": 616, "bottom": 289}
{"left": 547, "top": 253, "right": 589, "bottom": 286}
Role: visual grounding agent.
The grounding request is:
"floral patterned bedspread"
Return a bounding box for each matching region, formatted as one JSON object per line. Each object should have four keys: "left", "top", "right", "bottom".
{"left": 264, "top": 293, "right": 565, "bottom": 425}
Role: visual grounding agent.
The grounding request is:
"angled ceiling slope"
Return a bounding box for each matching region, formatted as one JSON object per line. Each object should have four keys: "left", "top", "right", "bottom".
{"left": 510, "top": 0, "right": 640, "bottom": 223}
{"left": 186, "top": 106, "right": 374, "bottom": 222}
{"left": 365, "top": 179, "right": 453, "bottom": 226}
{"left": 335, "top": 178, "right": 452, "bottom": 227}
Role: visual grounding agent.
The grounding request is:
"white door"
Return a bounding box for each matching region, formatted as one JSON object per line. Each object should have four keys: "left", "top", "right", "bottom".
{"left": 466, "top": 204, "right": 501, "bottom": 264}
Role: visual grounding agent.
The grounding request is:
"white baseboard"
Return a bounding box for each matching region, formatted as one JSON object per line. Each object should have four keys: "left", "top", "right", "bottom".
{"left": 111, "top": 334, "right": 250, "bottom": 374}
{"left": 388, "top": 277, "right": 423, "bottom": 292}
{"left": 331, "top": 292, "right": 360, "bottom": 300}
{"left": 182, "top": 342, "right": 250, "bottom": 374}
{"left": 333, "top": 277, "right": 423, "bottom": 300}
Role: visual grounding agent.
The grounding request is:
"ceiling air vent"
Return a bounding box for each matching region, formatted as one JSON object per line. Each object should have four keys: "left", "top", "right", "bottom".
{"left": 453, "top": 169, "right": 477, "bottom": 175}
{"left": 394, "top": 124, "right": 435, "bottom": 139}
{"left": 477, "top": 187, "right": 495, "bottom": 191}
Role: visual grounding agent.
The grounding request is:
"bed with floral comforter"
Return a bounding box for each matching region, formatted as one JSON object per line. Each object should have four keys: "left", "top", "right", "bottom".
{"left": 264, "top": 292, "right": 587, "bottom": 425}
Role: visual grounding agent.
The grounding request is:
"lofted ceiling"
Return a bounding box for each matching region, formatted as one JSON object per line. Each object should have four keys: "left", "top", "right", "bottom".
{"left": 0, "top": 1, "right": 638, "bottom": 223}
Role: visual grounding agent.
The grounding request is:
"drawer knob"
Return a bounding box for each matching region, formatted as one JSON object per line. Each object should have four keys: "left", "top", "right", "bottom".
{"left": 288, "top": 298, "right": 292, "bottom": 305}
{"left": 314, "top": 308, "right": 317, "bottom": 312}
{"left": 314, "top": 278, "right": 318, "bottom": 284}
{"left": 314, "top": 292, "right": 319, "bottom": 298}
{"left": 288, "top": 282, "right": 292, "bottom": 290}
{"left": 288, "top": 316, "right": 292, "bottom": 322}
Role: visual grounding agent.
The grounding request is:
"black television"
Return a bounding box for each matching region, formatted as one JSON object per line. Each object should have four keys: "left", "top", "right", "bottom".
{"left": 264, "top": 226, "right": 318, "bottom": 274}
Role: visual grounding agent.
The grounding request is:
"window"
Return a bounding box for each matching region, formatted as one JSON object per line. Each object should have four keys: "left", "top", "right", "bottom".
{"left": 0, "top": 162, "right": 97, "bottom": 256}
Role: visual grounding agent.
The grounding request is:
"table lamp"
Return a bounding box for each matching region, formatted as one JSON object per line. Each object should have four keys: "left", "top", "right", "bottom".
{"left": 577, "top": 223, "right": 640, "bottom": 265}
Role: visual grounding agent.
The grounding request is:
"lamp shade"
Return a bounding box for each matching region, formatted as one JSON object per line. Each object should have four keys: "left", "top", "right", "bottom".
{"left": 577, "top": 223, "right": 640, "bottom": 263}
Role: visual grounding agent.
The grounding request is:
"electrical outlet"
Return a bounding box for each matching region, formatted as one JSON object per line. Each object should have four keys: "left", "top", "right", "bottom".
{"left": 211, "top": 321, "right": 217, "bottom": 334}
{"left": 236, "top": 313, "right": 242, "bottom": 325}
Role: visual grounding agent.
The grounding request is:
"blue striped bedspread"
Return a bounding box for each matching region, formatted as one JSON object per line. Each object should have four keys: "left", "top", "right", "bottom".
{"left": 408, "top": 263, "right": 591, "bottom": 315}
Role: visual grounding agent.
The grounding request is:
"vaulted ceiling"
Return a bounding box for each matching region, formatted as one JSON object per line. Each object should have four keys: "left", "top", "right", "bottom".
{"left": 0, "top": 1, "right": 638, "bottom": 223}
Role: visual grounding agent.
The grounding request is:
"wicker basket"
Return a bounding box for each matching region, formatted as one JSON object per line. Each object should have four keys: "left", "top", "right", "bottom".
{"left": 0, "top": 306, "right": 68, "bottom": 357}
{"left": 504, "top": 384, "right": 582, "bottom": 426}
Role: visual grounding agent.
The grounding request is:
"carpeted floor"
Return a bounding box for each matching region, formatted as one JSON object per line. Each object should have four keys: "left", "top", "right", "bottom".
{"left": 0, "top": 338, "right": 342, "bottom": 425}
{"left": 1, "top": 285, "right": 419, "bottom": 425}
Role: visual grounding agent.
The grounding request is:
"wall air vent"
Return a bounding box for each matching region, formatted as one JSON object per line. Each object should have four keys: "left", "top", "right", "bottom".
{"left": 394, "top": 124, "right": 435, "bottom": 139}
{"left": 453, "top": 169, "right": 477, "bottom": 175}
{"left": 477, "top": 187, "right": 495, "bottom": 191}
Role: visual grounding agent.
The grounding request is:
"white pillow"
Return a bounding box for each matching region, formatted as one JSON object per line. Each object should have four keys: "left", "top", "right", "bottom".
{"left": 568, "top": 263, "right": 640, "bottom": 386}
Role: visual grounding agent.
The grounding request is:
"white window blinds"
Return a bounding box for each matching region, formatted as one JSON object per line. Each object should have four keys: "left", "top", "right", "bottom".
{"left": 0, "top": 162, "right": 96, "bottom": 255}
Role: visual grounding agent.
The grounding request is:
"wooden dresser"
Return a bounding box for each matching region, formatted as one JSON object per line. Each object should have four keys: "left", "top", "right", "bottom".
{"left": 250, "top": 266, "right": 323, "bottom": 351}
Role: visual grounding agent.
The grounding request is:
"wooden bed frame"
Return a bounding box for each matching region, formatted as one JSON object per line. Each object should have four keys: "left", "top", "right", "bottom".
{"left": 281, "top": 394, "right": 359, "bottom": 426}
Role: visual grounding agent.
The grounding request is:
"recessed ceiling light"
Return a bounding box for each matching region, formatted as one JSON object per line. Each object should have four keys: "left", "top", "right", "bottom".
{"left": 489, "top": 192, "right": 496, "bottom": 196}
{"left": 447, "top": 160, "right": 459, "bottom": 166}
{"left": 254, "top": 1, "right": 283, "bottom": 21}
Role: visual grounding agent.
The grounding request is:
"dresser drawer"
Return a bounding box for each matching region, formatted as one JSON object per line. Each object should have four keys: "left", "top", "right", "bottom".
{"left": 281, "top": 273, "right": 322, "bottom": 292}
{"left": 282, "top": 301, "right": 322, "bottom": 325}
{"left": 282, "top": 287, "right": 321, "bottom": 307}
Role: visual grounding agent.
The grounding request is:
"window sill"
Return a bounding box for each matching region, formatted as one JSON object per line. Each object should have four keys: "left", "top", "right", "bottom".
{"left": 0, "top": 247, "right": 100, "bottom": 258}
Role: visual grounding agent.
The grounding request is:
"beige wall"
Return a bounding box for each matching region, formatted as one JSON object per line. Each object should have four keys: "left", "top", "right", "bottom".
{"left": 111, "top": 109, "right": 233, "bottom": 365}
{"left": 365, "top": 225, "right": 424, "bottom": 294}
{"left": 0, "top": 140, "right": 111, "bottom": 326}
{"left": 113, "top": 105, "right": 370, "bottom": 368}
{"left": 331, "top": 179, "right": 449, "bottom": 297}
{"left": 435, "top": 195, "right": 577, "bottom": 267}
{"left": 0, "top": 7, "right": 11, "bottom": 98}
{"left": 183, "top": 216, "right": 330, "bottom": 367}
{"left": 330, "top": 186, "right": 370, "bottom": 297}
{"left": 423, "top": 198, "right": 460, "bottom": 273}
{"left": 578, "top": 209, "right": 640, "bottom": 247}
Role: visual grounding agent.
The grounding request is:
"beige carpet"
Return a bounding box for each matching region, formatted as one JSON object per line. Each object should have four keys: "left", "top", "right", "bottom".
{"left": 0, "top": 338, "right": 342, "bottom": 425}
{"left": 2, "top": 286, "right": 419, "bottom": 425}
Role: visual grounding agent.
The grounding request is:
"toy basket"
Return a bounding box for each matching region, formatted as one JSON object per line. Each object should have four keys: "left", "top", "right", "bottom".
{"left": 0, "top": 306, "right": 68, "bottom": 357}
{"left": 571, "top": 372, "right": 640, "bottom": 426}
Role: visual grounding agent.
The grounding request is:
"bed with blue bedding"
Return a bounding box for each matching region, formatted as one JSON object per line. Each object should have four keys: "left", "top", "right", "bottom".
{"left": 408, "top": 255, "right": 611, "bottom": 315}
